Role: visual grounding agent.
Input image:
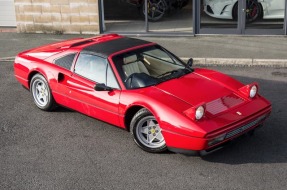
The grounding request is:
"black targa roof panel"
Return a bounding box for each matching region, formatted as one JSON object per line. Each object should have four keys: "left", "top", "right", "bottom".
{"left": 82, "top": 37, "right": 152, "bottom": 58}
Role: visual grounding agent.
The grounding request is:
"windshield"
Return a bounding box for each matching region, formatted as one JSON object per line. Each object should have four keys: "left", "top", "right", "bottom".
{"left": 112, "top": 45, "right": 192, "bottom": 89}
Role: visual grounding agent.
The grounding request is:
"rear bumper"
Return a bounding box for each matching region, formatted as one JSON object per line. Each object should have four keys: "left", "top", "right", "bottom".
{"left": 164, "top": 105, "right": 271, "bottom": 155}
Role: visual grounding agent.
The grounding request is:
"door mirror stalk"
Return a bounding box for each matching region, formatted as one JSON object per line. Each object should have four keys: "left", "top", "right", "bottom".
{"left": 95, "top": 83, "right": 113, "bottom": 91}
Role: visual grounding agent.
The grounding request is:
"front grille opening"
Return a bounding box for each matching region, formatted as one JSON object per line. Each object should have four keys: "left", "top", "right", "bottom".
{"left": 225, "top": 115, "right": 267, "bottom": 139}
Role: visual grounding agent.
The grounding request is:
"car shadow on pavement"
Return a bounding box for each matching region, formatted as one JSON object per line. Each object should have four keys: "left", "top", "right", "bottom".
{"left": 53, "top": 106, "right": 75, "bottom": 113}
{"left": 200, "top": 75, "right": 287, "bottom": 164}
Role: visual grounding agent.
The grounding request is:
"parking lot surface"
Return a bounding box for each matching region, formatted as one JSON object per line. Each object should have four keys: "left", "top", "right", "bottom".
{"left": 1, "top": 59, "right": 286, "bottom": 189}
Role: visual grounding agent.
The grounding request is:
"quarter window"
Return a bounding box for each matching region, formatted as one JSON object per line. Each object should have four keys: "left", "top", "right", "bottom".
{"left": 54, "top": 53, "right": 76, "bottom": 70}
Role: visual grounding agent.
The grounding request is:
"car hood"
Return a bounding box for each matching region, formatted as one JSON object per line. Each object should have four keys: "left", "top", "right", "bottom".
{"left": 153, "top": 71, "right": 240, "bottom": 108}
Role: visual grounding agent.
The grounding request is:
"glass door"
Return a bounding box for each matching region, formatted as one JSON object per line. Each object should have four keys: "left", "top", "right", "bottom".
{"left": 101, "top": 0, "right": 147, "bottom": 33}
{"left": 147, "top": 0, "right": 194, "bottom": 34}
{"left": 100, "top": 0, "right": 194, "bottom": 35}
{"left": 100, "top": 0, "right": 287, "bottom": 35}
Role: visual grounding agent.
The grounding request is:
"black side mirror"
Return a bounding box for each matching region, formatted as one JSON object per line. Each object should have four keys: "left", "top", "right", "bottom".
{"left": 187, "top": 58, "right": 193, "bottom": 68}
{"left": 95, "top": 83, "right": 113, "bottom": 91}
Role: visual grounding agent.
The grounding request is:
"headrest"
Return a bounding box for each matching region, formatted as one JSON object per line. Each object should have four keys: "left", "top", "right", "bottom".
{"left": 123, "top": 55, "right": 137, "bottom": 64}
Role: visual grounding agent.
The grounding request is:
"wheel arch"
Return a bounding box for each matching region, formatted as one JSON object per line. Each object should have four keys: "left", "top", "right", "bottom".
{"left": 124, "top": 102, "right": 170, "bottom": 132}
{"left": 27, "top": 69, "right": 50, "bottom": 90}
{"left": 124, "top": 105, "right": 145, "bottom": 132}
{"left": 28, "top": 71, "right": 41, "bottom": 90}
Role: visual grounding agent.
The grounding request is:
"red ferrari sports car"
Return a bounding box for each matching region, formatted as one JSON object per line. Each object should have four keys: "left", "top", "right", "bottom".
{"left": 14, "top": 34, "right": 271, "bottom": 155}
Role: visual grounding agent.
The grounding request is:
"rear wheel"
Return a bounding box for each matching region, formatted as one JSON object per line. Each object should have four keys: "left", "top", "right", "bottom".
{"left": 130, "top": 108, "right": 167, "bottom": 153}
{"left": 30, "top": 74, "right": 56, "bottom": 111}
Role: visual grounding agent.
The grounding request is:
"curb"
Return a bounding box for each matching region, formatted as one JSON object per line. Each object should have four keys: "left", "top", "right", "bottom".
{"left": 1, "top": 56, "right": 287, "bottom": 67}
{"left": 182, "top": 58, "right": 287, "bottom": 67}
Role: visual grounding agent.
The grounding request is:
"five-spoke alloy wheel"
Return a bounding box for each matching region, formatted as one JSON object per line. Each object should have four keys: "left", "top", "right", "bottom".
{"left": 30, "top": 74, "right": 56, "bottom": 111}
{"left": 131, "top": 108, "right": 167, "bottom": 153}
{"left": 142, "top": 0, "right": 167, "bottom": 21}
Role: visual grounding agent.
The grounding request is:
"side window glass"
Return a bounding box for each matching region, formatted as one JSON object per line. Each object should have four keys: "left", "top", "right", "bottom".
{"left": 107, "top": 64, "right": 119, "bottom": 89}
{"left": 74, "top": 53, "right": 107, "bottom": 83}
{"left": 54, "top": 53, "right": 76, "bottom": 70}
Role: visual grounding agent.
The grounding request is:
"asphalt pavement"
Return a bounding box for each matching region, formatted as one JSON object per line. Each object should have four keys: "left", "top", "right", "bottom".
{"left": 0, "top": 33, "right": 287, "bottom": 67}
{"left": 0, "top": 33, "right": 287, "bottom": 190}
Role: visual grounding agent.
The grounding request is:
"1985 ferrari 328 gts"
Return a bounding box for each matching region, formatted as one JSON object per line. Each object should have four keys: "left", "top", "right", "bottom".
{"left": 14, "top": 34, "right": 271, "bottom": 155}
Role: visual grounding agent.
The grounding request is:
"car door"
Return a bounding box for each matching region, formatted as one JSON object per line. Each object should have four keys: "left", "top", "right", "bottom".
{"left": 66, "top": 53, "right": 121, "bottom": 126}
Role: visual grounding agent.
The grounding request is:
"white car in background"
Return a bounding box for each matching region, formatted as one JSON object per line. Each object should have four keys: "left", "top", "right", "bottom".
{"left": 203, "top": 0, "right": 285, "bottom": 22}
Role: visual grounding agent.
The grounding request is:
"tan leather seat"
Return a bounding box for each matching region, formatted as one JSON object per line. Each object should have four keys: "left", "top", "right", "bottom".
{"left": 122, "top": 55, "right": 149, "bottom": 77}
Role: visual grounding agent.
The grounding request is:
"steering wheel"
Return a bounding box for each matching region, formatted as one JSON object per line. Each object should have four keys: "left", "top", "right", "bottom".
{"left": 124, "top": 73, "right": 137, "bottom": 89}
{"left": 124, "top": 73, "right": 136, "bottom": 83}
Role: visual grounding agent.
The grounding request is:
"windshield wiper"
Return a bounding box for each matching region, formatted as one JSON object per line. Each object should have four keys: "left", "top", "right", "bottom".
{"left": 157, "top": 69, "right": 179, "bottom": 78}
{"left": 156, "top": 69, "right": 191, "bottom": 83}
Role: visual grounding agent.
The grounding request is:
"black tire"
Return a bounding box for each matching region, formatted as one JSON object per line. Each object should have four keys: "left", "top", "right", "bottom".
{"left": 141, "top": 0, "right": 167, "bottom": 22}
{"left": 245, "top": 0, "right": 262, "bottom": 22}
{"left": 30, "top": 74, "right": 56, "bottom": 111}
{"left": 232, "top": 2, "right": 239, "bottom": 21}
{"left": 130, "top": 108, "right": 167, "bottom": 153}
{"left": 232, "top": 0, "right": 262, "bottom": 23}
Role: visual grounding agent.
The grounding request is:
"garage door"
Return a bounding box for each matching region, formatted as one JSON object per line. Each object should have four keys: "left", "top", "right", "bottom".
{"left": 0, "top": 0, "right": 16, "bottom": 26}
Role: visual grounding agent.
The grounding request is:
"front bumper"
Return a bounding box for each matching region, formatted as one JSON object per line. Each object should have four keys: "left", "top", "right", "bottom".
{"left": 203, "top": 0, "right": 234, "bottom": 19}
{"left": 168, "top": 124, "right": 264, "bottom": 156}
{"left": 164, "top": 105, "right": 271, "bottom": 155}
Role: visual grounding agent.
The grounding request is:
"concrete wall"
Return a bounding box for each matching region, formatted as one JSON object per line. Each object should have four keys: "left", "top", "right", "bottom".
{"left": 14, "top": 0, "right": 100, "bottom": 34}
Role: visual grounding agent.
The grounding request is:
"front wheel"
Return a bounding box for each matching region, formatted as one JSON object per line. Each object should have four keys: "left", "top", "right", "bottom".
{"left": 130, "top": 108, "right": 167, "bottom": 153}
{"left": 30, "top": 74, "right": 56, "bottom": 111}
